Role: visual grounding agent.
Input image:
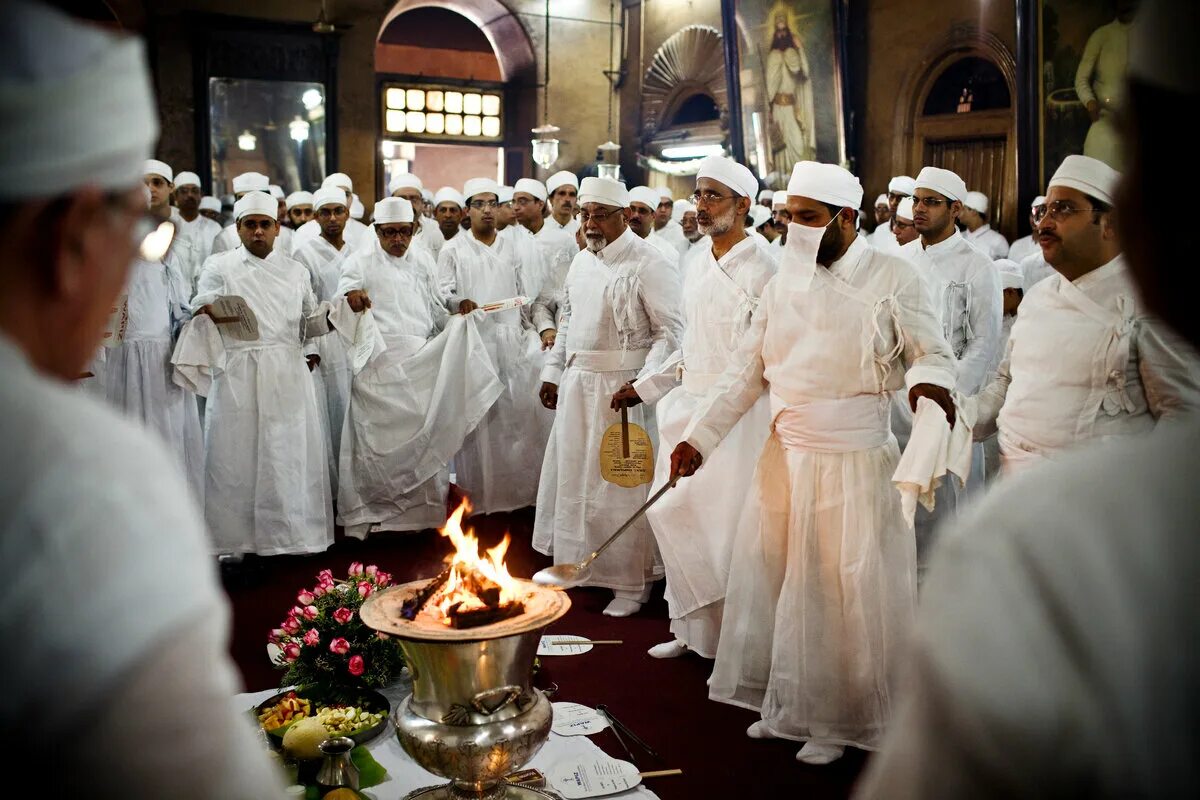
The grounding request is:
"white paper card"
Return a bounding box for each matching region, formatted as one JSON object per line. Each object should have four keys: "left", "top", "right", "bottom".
{"left": 551, "top": 703, "right": 608, "bottom": 736}
{"left": 211, "top": 295, "right": 260, "bottom": 341}
{"left": 350, "top": 308, "right": 380, "bottom": 372}
{"left": 538, "top": 634, "right": 594, "bottom": 656}
{"left": 547, "top": 757, "right": 641, "bottom": 799}
{"left": 479, "top": 295, "right": 529, "bottom": 314}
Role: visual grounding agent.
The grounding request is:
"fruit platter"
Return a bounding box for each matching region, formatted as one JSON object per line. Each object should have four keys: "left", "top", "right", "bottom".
{"left": 254, "top": 685, "right": 391, "bottom": 752}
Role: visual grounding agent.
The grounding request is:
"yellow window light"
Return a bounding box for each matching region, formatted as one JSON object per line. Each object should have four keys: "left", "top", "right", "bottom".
{"left": 481, "top": 117, "right": 501, "bottom": 138}
{"left": 385, "top": 109, "right": 406, "bottom": 133}
{"left": 406, "top": 89, "right": 426, "bottom": 111}
{"left": 386, "top": 88, "right": 405, "bottom": 110}
{"left": 445, "top": 92, "right": 463, "bottom": 114}
{"left": 406, "top": 111, "right": 426, "bottom": 133}
{"left": 425, "top": 113, "right": 445, "bottom": 135}
{"left": 463, "top": 93, "right": 482, "bottom": 115}
{"left": 481, "top": 94, "right": 501, "bottom": 117}
{"left": 463, "top": 115, "right": 482, "bottom": 137}
{"left": 426, "top": 90, "right": 444, "bottom": 113}
{"left": 445, "top": 114, "right": 464, "bottom": 135}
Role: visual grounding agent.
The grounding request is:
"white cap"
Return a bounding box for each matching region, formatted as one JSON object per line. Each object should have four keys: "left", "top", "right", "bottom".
{"left": 748, "top": 205, "right": 772, "bottom": 228}
{"left": 374, "top": 197, "right": 414, "bottom": 224}
{"left": 578, "top": 176, "right": 629, "bottom": 208}
{"left": 268, "top": 184, "right": 285, "bottom": 201}
{"left": 696, "top": 155, "right": 759, "bottom": 199}
{"left": 232, "top": 171, "right": 269, "bottom": 194}
{"left": 758, "top": 189, "right": 775, "bottom": 202}
{"left": 653, "top": 186, "right": 673, "bottom": 202}
{"left": 286, "top": 190, "right": 314, "bottom": 210}
{"left": 914, "top": 167, "right": 967, "bottom": 202}
{"left": 887, "top": 175, "right": 916, "bottom": 196}
{"left": 546, "top": 171, "right": 579, "bottom": 194}
{"left": 389, "top": 172, "right": 423, "bottom": 194}
{"left": 874, "top": 193, "right": 889, "bottom": 207}
{"left": 896, "top": 196, "right": 915, "bottom": 221}
{"left": 514, "top": 178, "right": 547, "bottom": 202}
{"left": 200, "top": 196, "right": 222, "bottom": 212}
{"left": 323, "top": 172, "right": 352, "bottom": 193}
{"left": 671, "top": 199, "right": 692, "bottom": 222}
{"left": 772, "top": 190, "right": 788, "bottom": 208}
{"left": 433, "top": 186, "right": 464, "bottom": 208}
{"left": 144, "top": 159, "right": 173, "bottom": 183}
{"left": 175, "top": 171, "right": 201, "bottom": 189}
{"left": 964, "top": 191, "right": 989, "bottom": 215}
{"left": 995, "top": 258, "right": 1024, "bottom": 290}
{"left": 234, "top": 190, "right": 278, "bottom": 221}
{"left": 496, "top": 185, "right": 514, "bottom": 204}
{"left": 787, "top": 161, "right": 864, "bottom": 209}
{"left": 421, "top": 188, "right": 433, "bottom": 203}
{"left": 0, "top": 2, "right": 159, "bottom": 201}
{"left": 1032, "top": 194, "right": 1047, "bottom": 208}
{"left": 1048, "top": 155, "right": 1120, "bottom": 205}
{"left": 463, "top": 177, "right": 499, "bottom": 203}
{"left": 628, "top": 186, "right": 661, "bottom": 211}
{"left": 350, "top": 195, "right": 364, "bottom": 218}
{"left": 312, "top": 186, "right": 347, "bottom": 211}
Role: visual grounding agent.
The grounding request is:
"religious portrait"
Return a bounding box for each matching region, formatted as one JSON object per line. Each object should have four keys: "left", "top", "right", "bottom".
{"left": 1037, "top": 0, "right": 1140, "bottom": 188}
{"left": 730, "top": 0, "right": 846, "bottom": 187}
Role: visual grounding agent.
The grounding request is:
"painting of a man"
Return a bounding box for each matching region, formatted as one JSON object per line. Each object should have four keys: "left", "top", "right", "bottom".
{"left": 1074, "top": 0, "right": 1139, "bottom": 168}
{"left": 766, "top": 10, "right": 817, "bottom": 169}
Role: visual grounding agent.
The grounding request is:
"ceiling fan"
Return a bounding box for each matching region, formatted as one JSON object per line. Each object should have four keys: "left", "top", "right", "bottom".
{"left": 312, "top": 0, "right": 351, "bottom": 34}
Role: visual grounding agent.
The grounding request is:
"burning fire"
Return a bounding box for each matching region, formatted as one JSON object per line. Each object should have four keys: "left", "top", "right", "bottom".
{"left": 427, "top": 500, "right": 522, "bottom": 625}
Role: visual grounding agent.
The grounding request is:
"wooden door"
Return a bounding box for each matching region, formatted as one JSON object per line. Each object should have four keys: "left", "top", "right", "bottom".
{"left": 924, "top": 135, "right": 1009, "bottom": 234}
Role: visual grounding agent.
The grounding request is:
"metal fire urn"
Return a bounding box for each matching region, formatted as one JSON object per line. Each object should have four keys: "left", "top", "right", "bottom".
{"left": 359, "top": 579, "right": 570, "bottom": 799}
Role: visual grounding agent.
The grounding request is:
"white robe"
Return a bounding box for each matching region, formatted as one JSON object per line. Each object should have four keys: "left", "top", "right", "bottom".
{"left": 210, "top": 223, "right": 292, "bottom": 258}
{"left": 684, "top": 234, "right": 957, "bottom": 750}
{"left": 655, "top": 219, "right": 690, "bottom": 257}
{"left": 636, "top": 237, "right": 776, "bottom": 657}
{"left": 335, "top": 242, "right": 501, "bottom": 536}
{"left": 1019, "top": 250, "right": 1056, "bottom": 291}
{"left": 645, "top": 228, "right": 681, "bottom": 268}
{"left": 171, "top": 210, "right": 221, "bottom": 291}
{"left": 533, "top": 227, "right": 683, "bottom": 593}
{"left": 411, "top": 215, "right": 445, "bottom": 261}
{"left": 293, "top": 217, "right": 374, "bottom": 252}
{"left": 191, "top": 246, "right": 334, "bottom": 555}
{"left": 103, "top": 246, "right": 204, "bottom": 502}
{"left": 1008, "top": 233, "right": 1039, "bottom": 264}
{"left": 855, "top": 413, "right": 1200, "bottom": 798}
{"left": 974, "top": 255, "right": 1200, "bottom": 473}
{"left": 540, "top": 215, "right": 580, "bottom": 240}
{"left": 530, "top": 246, "right": 574, "bottom": 336}
{"left": 437, "top": 229, "right": 553, "bottom": 514}
{"left": 963, "top": 223, "right": 1010, "bottom": 259}
{"left": 867, "top": 224, "right": 895, "bottom": 252}
{"left": 1075, "top": 18, "right": 1130, "bottom": 168}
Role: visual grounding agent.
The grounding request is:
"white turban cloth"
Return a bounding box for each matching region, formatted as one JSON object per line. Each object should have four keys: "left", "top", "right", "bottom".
{"left": 374, "top": 197, "right": 414, "bottom": 225}
{"left": 200, "top": 196, "right": 222, "bottom": 212}
{"left": 433, "top": 187, "right": 464, "bottom": 208}
{"left": 748, "top": 205, "right": 772, "bottom": 228}
{"left": 628, "top": 186, "right": 661, "bottom": 211}
{"left": 496, "top": 185, "right": 514, "bottom": 204}
{"left": 175, "top": 171, "right": 200, "bottom": 189}
{"left": 234, "top": 191, "right": 278, "bottom": 222}
{"left": 1032, "top": 195, "right": 1047, "bottom": 209}
{"left": 874, "top": 193, "right": 889, "bottom": 207}
{"left": 312, "top": 186, "right": 347, "bottom": 212}
{"left": 896, "top": 196, "right": 915, "bottom": 221}
{"left": 0, "top": 1, "right": 158, "bottom": 201}
{"left": 1048, "top": 155, "right": 1120, "bottom": 205}
{"left": 964, "top": 191, "right": 989, "bottom": 214}
{"left": 914, "top": 167, "right": 966, "bottom": 203}
{"left": 546, "top": 171, "right": 579, "bottom": 194}
{"left": 758, "top": 189, "right": 775, "bottom": 202}
{"left": 787, "top": 161, "right": 864, "bottom": 210}
{"left": 463, "top": 178, "right": 499, "bottom": 203}
{"left": 390, "top": 173, "right": 423, "bottom": 194}
{"left": 350, "top": 196, "right": 364, "bottom": 218}
{"left": 144, "top": 159, "right": 173, "bottom": 183}
{"left": 887, "top": 175, "right": 916, "bottom": 196}
{"left": 323, "top": 173, "right": 353, "bottom": 192}
{"left": 578, "top": 177, "right": 629, "bottom": 208}
{"left": 671, "top": 199, "right": 692, "bottom": 223}
{"left": 995, "top": 258, "right": 1024, "bottom": 290}
{"left": 286, "top": 191, "right": 314, "bottom": 210}
{"left": 514, "top": 178, "right": 547, "bottom": 202}
{"left": 772, "top": 190, "right": 788, "bottom": 208}
{"left": 233, "top": 172, "right": 269, "bottom": 195}
{"left": 696, "top": 155, "right": 759, "bottom": 199}
{"left": 268, "top": 185, "right": 285, "bottom": 200}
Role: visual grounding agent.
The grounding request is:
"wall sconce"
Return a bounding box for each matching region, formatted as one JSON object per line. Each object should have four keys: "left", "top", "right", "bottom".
{"left": 532, "top": 124, "right": 560, "bottom": 170}
{"left": 596, "top": 140, "right": 621, "bottom": 181}
{"left": 289, "top": 116, "right": 310, "bottom": 142}
{"left": 237, "top": 130, "right": 257, "bottom": 151}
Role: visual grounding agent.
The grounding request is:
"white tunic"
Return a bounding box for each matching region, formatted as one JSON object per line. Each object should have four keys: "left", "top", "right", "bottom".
{"left": 855, "top": 414, "right": 1200, "bottom": 798}
{"left": 655, "top": 219, "right": 691, "bottom": 256}
{"left": 0, "top": 337, "right": 286, "bottom": 799}
{"left": 963, "top": 223, "right": 1010, "bottom": 259}
{"left": 411, "top": 215, "right": 445, "bottom": 260}
{"left": 974, "top": 256, "right": 1200, "bottom": 472}
{"left": 684, "top": 234, "right": 957, "bottom": 749}
{"left": 293, "top": 217, "right": 374, "bottom": 252}
{"left": 636, "top": 236, "right": 776, "bottom": 657}
{"left": 192, "top": 246, "right": 334, "bottom": 555}
{"left": 437, "top": 230, "right": 553, "bottom": 513}
{"left": 103, "top": 245, "right": 204, "bottom": 502}
{"left": 540, "top": 214, "right": 580, "bottom": 239}
{"left": 867, "top": 224, "right": 896, "bottom": 252}
{"left": 1019, "top": 250, "right": 1056, "bottom": 291}
{"left": 1008, "top": 233, "right": 1039, "bottom": 264}
{"left": 530, "top": 246, "right": 574, "bottom": 335}
{"left": 171, "top": 210, "right": 221, "bottom": 290}
{"left": 645, "top": 229, "right": 681, "bottom": 267}
{"left": 533, "top": 227, "right": 683, "bottom": 592}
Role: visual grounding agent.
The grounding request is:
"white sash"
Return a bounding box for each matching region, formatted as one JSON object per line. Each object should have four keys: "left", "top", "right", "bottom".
{"left": 770, "top": 392, "right": 891, "bottom": 453}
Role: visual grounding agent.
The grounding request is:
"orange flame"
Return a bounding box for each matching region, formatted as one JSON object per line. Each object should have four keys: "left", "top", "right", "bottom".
{"left": 428, "top": 499, "right": 521, "bottom": 625}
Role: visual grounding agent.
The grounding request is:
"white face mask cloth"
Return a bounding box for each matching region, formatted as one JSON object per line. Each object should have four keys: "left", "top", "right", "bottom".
{"left": 778, "top": 218, "right": 837, "bottom": 291}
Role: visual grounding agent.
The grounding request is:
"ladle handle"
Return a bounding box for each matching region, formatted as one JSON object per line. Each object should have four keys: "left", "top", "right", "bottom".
{"left": 582, "top": 477, "right": 678, "bottom": 567}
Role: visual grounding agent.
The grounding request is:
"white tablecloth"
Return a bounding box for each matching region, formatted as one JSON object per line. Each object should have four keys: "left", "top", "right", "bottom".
{"left": 237, "top": 685, "right": 659, "bottom": 800}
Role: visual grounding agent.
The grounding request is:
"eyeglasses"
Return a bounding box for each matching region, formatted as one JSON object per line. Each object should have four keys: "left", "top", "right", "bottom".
{"left": 468, "top": 199, "right": 499, "bottom": 210}
{"left": 377, "top": 226, "right": 413, "bottom": 239}
{"left": 579, "top": 208, "right": 619, "bottom": 224}
{"left": 1032, "top": 200, "right": 1099, "bottom": 224}
{"left": 317, "top": 206, "right": 347, "bottom": 218}
{"left": 893, "top": 219, "right": 915, "bottom": 230}
{"left": 512, "top": 197, "right": 540, "bottom": 207}
{"left": 691, "top": 190, "right": 735, "bottom": 206}
{"left": 910, "top": 196, "right": 948, "bottom": 208}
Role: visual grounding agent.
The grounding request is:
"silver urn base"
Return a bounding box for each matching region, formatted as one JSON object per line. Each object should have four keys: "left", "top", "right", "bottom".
{"left": 402, "top": 786, "right": 560, "bottom": 800}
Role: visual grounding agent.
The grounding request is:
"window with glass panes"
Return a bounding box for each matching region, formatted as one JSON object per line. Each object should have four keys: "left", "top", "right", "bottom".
{"left": 382, "top": 83, "right": 503, "bottom": 143}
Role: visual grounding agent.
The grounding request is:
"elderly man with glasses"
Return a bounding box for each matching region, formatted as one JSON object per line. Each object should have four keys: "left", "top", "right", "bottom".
{"left": 534, "top": 177, "right": 682, "bottom": 618}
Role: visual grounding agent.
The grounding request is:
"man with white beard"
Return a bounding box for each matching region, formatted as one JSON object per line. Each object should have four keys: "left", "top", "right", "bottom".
{"left": 1007, "top": 195, "right": 1045, "bottom": 263}
{"left": 208, "top": 171, "right": 269, "bottom": 255}
{"left": 630, "top": 185, "right": 681, "bottom": 267}
{"left": 188, "top": 191, "right": 334, "bottom": 556}
{"left": 972, "top": 155, "right": 1200, "bottom": 473}
{"left": 669, "top": 161, "right": 958, "bottom": 765}
{"left": 335, "top": 197, "right": 498, "bottom": 537}
{"left": 293, "top": 173, "right": 373, "bottom": 251}
{"left": 171, "top": 171, "right": 221, "bottom": 269}
{"left": 960, "top": 191, "right": 1010, "bottom": 258}
{"left": 635, "top": 157, "right": 776, "bottom": 660}
{"left": 534, "top": 177, "right": 683, "bottom": 617}
{"left": 438, "top": 178, "right": 550, "bottom": 514}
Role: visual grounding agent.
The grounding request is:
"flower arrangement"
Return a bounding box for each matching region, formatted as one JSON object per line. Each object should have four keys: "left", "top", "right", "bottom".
{"left": 269, "top": 562, "right": 404, "bottom": 689}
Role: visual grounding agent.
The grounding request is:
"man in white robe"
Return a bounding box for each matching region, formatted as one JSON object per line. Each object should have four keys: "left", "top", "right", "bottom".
{"left": 530, "top": 222, "right": 583, "bottom": 353}
{"left": 874, "top": 176, "right": 915, "bottom": 256}
{"left": 630, "top": 185, "right": 681, "bottom": 267}
{"left": 268, "top": 184, "right": 295, "bottom": 257}
{"left": 979, "top": 258, "right": 1024, "bottom": 478}
{"left": 171, "top": 171, "right": 221, "bottom": 271}
{"left": 209, "top": 171, "right": 269, "bottom": 255}
{"left": 866, "top": 193, "right": 893, "bottom": 250}
{"left": 637, "top": 157, "right": 776, "bottom": 659}
{"left": 285, "top": 190, "right": 314, "bottom": 230}
{"left": 0, "top": 5, "right": 285, "bottom": 794}
{"left": 188, "top": 191, "right": 334, "bottom": 556}
{"left": 1075, "top": 0, "right": 1138, "bottom": 169}
{"left": 973, "top": 154, "right": 1200, "bottom": 472}
{"left": 669, "top": 161, "right": 958, "bottom": 765}
{"left": 438, "top": 178, "right": 551, "bottom": 514}
{"left": 961, "top": 191, "right": 1010, "bottom": 258}
{"left": 1007, "top": 194, "right": 1045, "bottom": 263}
{"left": 143, "top": 160, "right": 199, "bottom": 287}
{"left": 199, "top": 195, "right": 223, "bottom": 223}
{"left": 857, "top": 6, "right": 1200, "bottom": 792}
{"left": 515, "top": 177, "right": 575, "bottom": 273}
{"left": 390, "top": 173, "right": 440, "bottom": 259}
{"left": 534, "top": 177, "right": 683, "bottom": 617}
{"left": 651, "top": 186, "right": 689, "bottom": 256}
{"left": 899, "top": 166, "right": 1002, "bottom": 560}
{"left": 429, "top": 186, "right": 464, "bottom": 263}
{"left": 293, "top": 173, "right": 373, "bottom": 251}
{"left": 891, "top": 197, "right": 919, "bottom": 248}
{"left": 746, "top": 204, "right": 777, "bottom": 256}
{"left": 541, "top": 171, "right": 580, "bottom": 239}
{"left": 335, "top": 198, "right": 499, "bottom": 537}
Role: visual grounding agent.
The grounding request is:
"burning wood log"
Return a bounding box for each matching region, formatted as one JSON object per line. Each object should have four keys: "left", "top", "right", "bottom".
{"left": 400, "top": 566, "right": 451, "bottom": 621}
{"left": 446, "top": 599, "right": 526, "bottom": 629}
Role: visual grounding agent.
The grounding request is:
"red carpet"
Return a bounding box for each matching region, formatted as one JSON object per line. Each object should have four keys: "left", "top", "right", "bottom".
{"left": 222, "top": 507, "right": 865, "bottom": 798}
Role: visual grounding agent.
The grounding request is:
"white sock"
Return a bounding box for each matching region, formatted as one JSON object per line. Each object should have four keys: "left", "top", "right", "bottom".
{"left": 796, "top": 742, "right": 844, "bottom": 765}
{"left": 603, "top": 597, "right": 643, "bottom": 617}
{"left": 746, "top": 721, "right": 777, "bottom": 739}
{"left": 647, "top": 640, "right": 688, "bottom": 658}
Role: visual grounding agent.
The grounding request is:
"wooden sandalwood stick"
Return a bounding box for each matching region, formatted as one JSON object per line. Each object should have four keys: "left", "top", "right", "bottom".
{"left": 545, "top": 639, "right": 623, "bottom": 645}
{"left": 638, "top": 769, "right": 683, "bottom": 778}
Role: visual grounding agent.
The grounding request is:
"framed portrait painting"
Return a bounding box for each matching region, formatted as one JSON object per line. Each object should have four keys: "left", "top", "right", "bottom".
{"left": 724, "top": 0, "right": 848, "bottom": 187}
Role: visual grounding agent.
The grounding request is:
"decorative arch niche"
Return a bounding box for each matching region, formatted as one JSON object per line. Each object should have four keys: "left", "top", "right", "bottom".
{"left": 641, "top": 24, "right": 729, "bottom": 162}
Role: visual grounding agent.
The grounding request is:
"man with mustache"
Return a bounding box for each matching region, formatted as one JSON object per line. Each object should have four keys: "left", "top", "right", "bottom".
{"left": 534, "top": 177, "right": 682, "bottom": 618}
{"left": 892, "top": 197, "right": 919, "bottom": 247}
{"left": 172, "top": 170, "right": 221, "bottom": 266}
{"left": 866, "top": 193, "right": 892, "bottom": 250}
{"left": 768, "top": 189, "right": 790, "bottom": 252}
{"left": 970, "top": 154, "right": 1200, "bottom": 473}
{"left": 285, "top": 190, "right": 314, "bottom": 230}
{"left": 629, "top": 185, "right": 681, "bottom": 267}
{"left": 1007, "top": 195, "right": 1045, "bottom": 263}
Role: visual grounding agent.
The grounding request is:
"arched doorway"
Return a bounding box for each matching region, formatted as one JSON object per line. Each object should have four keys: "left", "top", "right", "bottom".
{"left": 894, "top": 28, "right": 1018, "bottom": 240}
{"left": 375, "top": 1, "right": 536, "bottom": 196}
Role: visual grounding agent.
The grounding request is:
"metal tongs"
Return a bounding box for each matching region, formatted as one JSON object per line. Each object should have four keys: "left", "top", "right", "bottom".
{"left": 596, "top": 704, "right": 661, "bottom": 763}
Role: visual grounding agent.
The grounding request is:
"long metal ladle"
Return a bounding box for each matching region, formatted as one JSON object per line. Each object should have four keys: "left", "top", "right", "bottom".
{"left": 532, "top": 477, "right": 678, "bottom": 589}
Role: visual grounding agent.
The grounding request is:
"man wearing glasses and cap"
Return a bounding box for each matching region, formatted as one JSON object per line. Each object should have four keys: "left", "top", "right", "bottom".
{"left": 209, "top": 170, "right": 271, "bottom": 255}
